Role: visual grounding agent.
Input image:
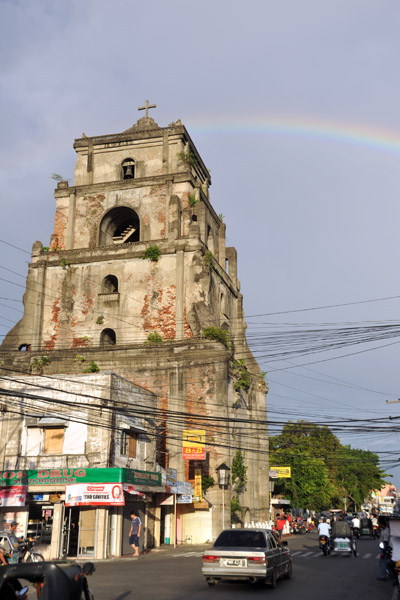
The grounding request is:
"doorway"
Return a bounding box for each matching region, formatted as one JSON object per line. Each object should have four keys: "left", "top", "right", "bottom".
{"left": 63, "top": 507, "right": 80, "bottom": 557}
{"left": 78, "top": 508, "right": 96, "bottom": 556}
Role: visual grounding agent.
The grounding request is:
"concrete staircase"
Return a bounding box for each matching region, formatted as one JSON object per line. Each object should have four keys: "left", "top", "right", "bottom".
{"left": 113, "top": 225, "right": 136, "bottom": 244}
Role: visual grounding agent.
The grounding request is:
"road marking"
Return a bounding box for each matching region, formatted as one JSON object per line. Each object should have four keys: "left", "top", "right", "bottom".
{"left": 292, "top": 551, "right": 379, "bottom": 559}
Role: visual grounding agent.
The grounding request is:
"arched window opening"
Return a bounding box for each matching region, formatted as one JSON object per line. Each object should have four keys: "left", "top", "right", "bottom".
{"left": 102, "top": 275, "right": 118, "bottom": 293}
{"left": 121, "top": 158, "right": 135, "bottom": 180}
{"left": 191, "top": 214, "right": 198, "bottom": 222}
{"left": 18, "top": 344, "right": 31, "bottom": 352}
{"left": 220, "top": 292, "right": 228, "bottom": 320}
{"left": 100, "top": 328, "right": 116, "bottom": 346}
{"left": 99, "top": 206, "right": 140, "bottom": 246}
{"left": 207, "top": 225, "right": 214, "bottom": 253}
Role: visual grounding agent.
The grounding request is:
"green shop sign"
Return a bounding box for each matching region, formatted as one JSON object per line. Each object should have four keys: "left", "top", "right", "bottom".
{"left": 0, "top": 468, "right": 161, "bottom": 487}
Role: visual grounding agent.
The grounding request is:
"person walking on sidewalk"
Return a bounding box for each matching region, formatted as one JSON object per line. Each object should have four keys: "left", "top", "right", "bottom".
{"left": 276, "top": 513, "right": 286, "bottom": 539}
{"left": 129, "top": 510, "right": 142, "bottom": 557}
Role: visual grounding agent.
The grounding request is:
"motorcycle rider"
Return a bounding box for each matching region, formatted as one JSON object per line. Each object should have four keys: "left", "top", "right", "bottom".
{"left": 352, "top": 514, "right": 360, "bottom": 537}
{"left": 318, "top": 518, "right": 331, "bottom": 538}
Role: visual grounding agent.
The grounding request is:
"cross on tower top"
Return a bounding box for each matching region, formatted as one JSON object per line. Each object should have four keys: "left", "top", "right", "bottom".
{"left": 138, "top": 99, "right": 156, "bottom": 119}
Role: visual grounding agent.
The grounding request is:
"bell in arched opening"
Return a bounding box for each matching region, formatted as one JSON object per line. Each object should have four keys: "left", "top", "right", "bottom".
{"left": 121, "top": 158, "right": 135, "bottom": 180}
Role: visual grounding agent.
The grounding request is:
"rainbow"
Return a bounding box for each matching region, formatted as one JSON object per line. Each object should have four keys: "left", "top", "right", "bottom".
{"left": 188, "top": 115, "right": 400, "bottom": 155}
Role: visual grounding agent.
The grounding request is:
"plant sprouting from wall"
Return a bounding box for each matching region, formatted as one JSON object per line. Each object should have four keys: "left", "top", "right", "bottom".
{"left": 188, "top": 193, "right": 198, "bottom": 208}
{"left": 83, "top": 361, "right": 100, "bottom": 373}
{"left": 232, "top": 359, "right": 251, "bottom": 392}
{"left": 60, "top": 258, "right": 70, "bottom": 269}
{"left": 203, "top": 251, "right": 214, "bottom": 270}
{"left": 202, "top": 327, "right": 231, "bottom": 349}
{"left": 201, "top": 474, "right": 215, "bottom": 495}
{"left": 74, "top": 354, "right": 86, "bottom": 363}
{"left": 31, "top": 356, "right": 51, "bottom": 375}
{"left": 141, "top": 245, "right": 161, "bottom": 262}
{"left": 177, "top": 151, "right": 198, "bottom": 169}
{"left": 146, "top": 331, "right": 163, "bottom": 343}
{"left": 96, "top": 316, "right": 104, "bottom": 325}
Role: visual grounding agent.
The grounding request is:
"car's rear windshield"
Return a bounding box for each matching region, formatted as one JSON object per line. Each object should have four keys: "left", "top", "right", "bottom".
{"left": 214, "top": 531, "right": 267, "bottom": 548}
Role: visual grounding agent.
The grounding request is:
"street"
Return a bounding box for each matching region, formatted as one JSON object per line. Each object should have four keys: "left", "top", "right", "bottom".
{"left": 88, "top": 532, "right": 396, "bottom": 600}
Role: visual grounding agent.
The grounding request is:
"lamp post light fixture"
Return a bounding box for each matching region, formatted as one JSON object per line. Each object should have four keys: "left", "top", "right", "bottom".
{"left": 216, "top": 463, "right": 231, "bottom": 529}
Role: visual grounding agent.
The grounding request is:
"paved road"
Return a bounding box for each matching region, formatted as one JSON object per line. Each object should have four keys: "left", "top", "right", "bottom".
{"left": 88, "top": 532, "right": 396, "bottom": 600}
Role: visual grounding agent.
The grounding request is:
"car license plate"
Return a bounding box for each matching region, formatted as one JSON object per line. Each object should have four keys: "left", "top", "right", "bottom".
{"left": 220, "top": 558, "right": 246, "bottom": 567}
{"left": 337, "top": 542, "right": 348, "bottom": 549}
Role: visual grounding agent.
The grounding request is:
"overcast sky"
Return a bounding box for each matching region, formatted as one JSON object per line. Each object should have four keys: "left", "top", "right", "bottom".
{"left": 1, "top": 0, "right": 400, "bottom": 489}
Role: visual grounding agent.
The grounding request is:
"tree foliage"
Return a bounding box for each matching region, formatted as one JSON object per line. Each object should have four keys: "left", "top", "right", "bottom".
{"left": 269, "top": 421, "right": 387, "bottom": 511}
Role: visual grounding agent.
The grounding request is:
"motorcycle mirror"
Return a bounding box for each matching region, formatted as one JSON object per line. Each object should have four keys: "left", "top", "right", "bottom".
{"left": 379, "top": 542, "right": 385, "bottom": 549}
{"left": 17, "top": 587, "right": 29, "bottom": 598}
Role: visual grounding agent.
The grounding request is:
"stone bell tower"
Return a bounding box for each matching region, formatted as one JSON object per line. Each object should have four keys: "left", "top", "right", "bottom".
{"left": 1, "top": 103, "right": 269, "bottom": 538}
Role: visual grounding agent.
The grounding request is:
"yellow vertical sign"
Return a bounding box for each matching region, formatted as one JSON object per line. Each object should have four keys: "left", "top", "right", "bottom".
{"left": 182, "top": 429, "right": 206, "bottom": 460}
{"left": 194, "top": 469, "right": 202, "bottom": 501}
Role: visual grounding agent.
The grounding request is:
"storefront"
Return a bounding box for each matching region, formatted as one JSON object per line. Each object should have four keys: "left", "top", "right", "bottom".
{"left": 0, "top": 467, "right": 164, "bottom": 559}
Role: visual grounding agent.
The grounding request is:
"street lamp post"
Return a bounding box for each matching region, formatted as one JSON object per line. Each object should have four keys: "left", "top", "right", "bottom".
{"left": 216, "top": 463, "right": 231, "bottom": 529}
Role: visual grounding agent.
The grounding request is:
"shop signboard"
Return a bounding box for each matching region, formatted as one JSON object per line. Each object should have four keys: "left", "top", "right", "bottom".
{"left": 177, "top": 495, "right": 192, "bottom": 504}
{"left": 182, "top": 429, "right": 206, "bottom": 460}
{"left": 0, "top": 485, "right": 27, "bottom": 506}
{"left": 65, "top": 483, "right": 125, "bottom": 507}
{"left": 123, "top": 469, "right": 162, "bottom": 487}
{"left": 168, "top": 481, "right": 193, "bottom": 495}
{"left": 269, "top": 467, "right": 291, "bottom": 479}
{"left": 0, "top": 468, "right": 161, "bottom": 487}
{"left": 165, "top": 468, "right": 177, "bottom": 486}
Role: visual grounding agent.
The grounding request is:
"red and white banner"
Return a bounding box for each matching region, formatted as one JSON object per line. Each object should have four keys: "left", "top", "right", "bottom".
{"left": 65, "top": 483, "right": 125, "bottom": 506}
{"left": 0, "top": 486, "right": 27, "bottom": 507}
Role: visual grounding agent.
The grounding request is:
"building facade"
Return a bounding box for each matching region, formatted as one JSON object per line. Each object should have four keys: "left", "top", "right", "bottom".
{"left": 0, "top": 373, "right": 163, "bottom": 559}
{"left": 0, "top": 109, "right": 269, "bottom": 544}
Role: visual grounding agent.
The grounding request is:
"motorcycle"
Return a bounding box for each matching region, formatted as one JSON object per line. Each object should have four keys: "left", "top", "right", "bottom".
{"left": 0, "top": 560, "right": 95, "bottom": 600}
{"left": 372, "top": 524, "right": 380, "bottom": 539}
{"left": 18, "top": 538, "right": 44, "bottom": 562}
{"left": 292, "top": 518, "right": 307, "bottom": 535}
{"left": 0, "top": 531, "right": 44, "bottom": 564}
{"left": 319, "top": 534, "right": 330, "bottom": 556}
